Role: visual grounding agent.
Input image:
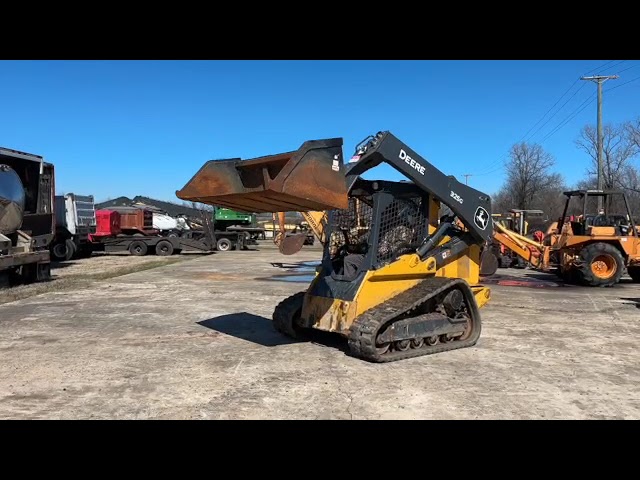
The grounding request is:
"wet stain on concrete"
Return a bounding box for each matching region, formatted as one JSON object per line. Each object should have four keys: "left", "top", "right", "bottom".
{"left": 482, "top": 274, "right": 563, "bottom": 288}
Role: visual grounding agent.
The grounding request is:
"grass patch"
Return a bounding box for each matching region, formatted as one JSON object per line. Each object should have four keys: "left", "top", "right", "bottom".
{"left": 75, "top": 258, "right": 184, "bottom": 281}
{"left": 0, "top": 257, "right": 185, "bottom": 306}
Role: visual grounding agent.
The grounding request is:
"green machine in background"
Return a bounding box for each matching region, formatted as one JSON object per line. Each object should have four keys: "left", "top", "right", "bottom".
{"left": 212, "top": 207, "right": 265, "bottom": 246}
{"left": 213, "top": 207, "right": 256, "bottom": 230}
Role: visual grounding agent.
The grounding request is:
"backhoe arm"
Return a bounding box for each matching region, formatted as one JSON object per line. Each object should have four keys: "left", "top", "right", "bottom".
{"left": 346, "top": 131, "right": 493, "bottom": 244}
{"left": 300, "top": 211, "right": 328, "bottom": 244}
{"left": 492, "top": 222, "right": 547, "bottom": 269}
{"left": 272, "top": 210, "right": 328, "bottom": 254}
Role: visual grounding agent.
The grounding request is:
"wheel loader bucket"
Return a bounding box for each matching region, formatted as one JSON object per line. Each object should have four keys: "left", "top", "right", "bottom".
{"left": 175, "top": 138, "right": 349, "bottom": 213}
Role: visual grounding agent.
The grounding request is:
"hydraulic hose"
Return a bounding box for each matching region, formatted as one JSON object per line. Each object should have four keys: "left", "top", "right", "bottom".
{"left": 417, "top": 219, "right": 453, "bottom": 259}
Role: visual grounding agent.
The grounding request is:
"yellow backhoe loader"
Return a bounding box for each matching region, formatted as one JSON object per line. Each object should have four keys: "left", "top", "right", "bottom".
{"left": 176, "top": 131, "right": 493, "bottom": 362}
{"left": 489, "top": 190, "right": 640, "bottom": 287}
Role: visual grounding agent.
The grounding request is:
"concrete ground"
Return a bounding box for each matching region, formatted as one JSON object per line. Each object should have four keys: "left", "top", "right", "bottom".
{"left": 0, "top": 251, "right": 209, "bottom": 306}
{"left": 1, "top": 242, "right": 639, "bottom": 419}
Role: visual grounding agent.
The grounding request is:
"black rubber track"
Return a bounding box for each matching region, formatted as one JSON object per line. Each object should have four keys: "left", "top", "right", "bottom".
{"left": 347, "top": 276, "right": 482, "bottom": 363}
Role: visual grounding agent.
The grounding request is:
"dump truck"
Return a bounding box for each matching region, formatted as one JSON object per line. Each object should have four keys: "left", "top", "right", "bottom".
{"left": 0, "top": 147, "right": 55, "bottom": 286}
{"left": 51, "top": 193, "right": 96, "bottom": 261}
{"left": 177, "top": 131, "right": 493, "bottom": 362}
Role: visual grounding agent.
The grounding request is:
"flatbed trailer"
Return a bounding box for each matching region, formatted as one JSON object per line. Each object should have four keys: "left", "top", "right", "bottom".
{"left": 0, "top": 249, "right": 51, "bottom": 286}
{"left": 89, "top": 230, "right": 232, "bottom": 256}
{"left": 89, "top": 212, "right": 248, "bottom": 255}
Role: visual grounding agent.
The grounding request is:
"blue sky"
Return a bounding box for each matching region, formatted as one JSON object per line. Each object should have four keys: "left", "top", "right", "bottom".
{"left": 1, "top": 60, "right": 639, "bottom": 204}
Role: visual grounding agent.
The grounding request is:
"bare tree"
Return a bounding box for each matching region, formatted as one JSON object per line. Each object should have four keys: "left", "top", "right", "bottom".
{"left": 575, "top": 123, "right": 639, "bottom": 191}
{"left": 626, "top": 117, "right": 640, "bottom": 151}
{"left": 493, "top": 142, "right": 566, "bottom": 222}
{"left": 180, "top": 200, "right": 213, "bottom": 212}
{"left": 190, "top": 200, "right": 214, "bottom": 212}
{"left": 573, "top": 166, "right": 640, "bottom": 217}
{"left": 506, "top": 142, "right": 556, "bottom": 209}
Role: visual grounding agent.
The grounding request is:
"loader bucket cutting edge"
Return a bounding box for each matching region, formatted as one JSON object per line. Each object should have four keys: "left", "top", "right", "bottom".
{"left": 175, "top": 138, "right": 350, "bottom": 213}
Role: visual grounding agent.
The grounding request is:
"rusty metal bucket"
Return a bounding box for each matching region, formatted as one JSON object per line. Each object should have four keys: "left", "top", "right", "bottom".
{"left": 175, "top": 138, "right": 350, "bottom": 213}
{"left": 271, "top": 211, "right": 310, "bottom": 256}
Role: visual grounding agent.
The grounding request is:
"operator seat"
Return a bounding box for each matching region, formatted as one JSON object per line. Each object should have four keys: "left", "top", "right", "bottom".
{"left": 593, "top": 214, "right": 610, "bottom": 227}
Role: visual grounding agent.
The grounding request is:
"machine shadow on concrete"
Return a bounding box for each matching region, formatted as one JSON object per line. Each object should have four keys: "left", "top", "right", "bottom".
{"left": 197, "top": 312, "right": 349, "bottom": 353}
{"left": 270, "top": 261, "right": 320, "bottom": 271}
{"left": 620, "top": 298, "right": 640, "bottom": 309}
{"left": 50, "top": 261, "right": 75, "bottom": 270}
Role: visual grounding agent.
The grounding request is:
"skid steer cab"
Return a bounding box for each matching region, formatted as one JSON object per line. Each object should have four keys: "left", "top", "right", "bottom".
{"left": 176, "top": 131, "right": 494, "bottom": 362}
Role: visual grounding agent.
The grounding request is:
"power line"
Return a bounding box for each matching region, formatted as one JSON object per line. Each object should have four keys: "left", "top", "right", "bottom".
{"left": 606, "top": 74, "right": 640, "bottom": 92}
{"left": 469, "top": 71, "right": 586, "bottom": 176}
{"left": 614, "top": 63, "right": 638, "bottom": 75}
{"left": 524, "top": 83, "right": 587, "bottom": 142}
{"left": 539, "top": 69, "right": 639, "bottom": 151}
{"left": 537, "top": 66, "right": 639, "bottom": 144}
{"left": 462, "top": 61, "right": 632, "bottom": 178}
{"left": 583, "top": 60, "right": 625, "bottom": 75}
{"left": 469, "top": 163, "right": 508, "bottom": 177}
{"left": 476, "top": 61, "right": 619, "bottom": 173}
{"left": 522, "top": 61, "right": 626, "bottom": 144}
{"left": 540, "top": 93, "right": 596, "bottom": 142}
{"left": 524, "top": 63, "right": 628, "bottom": 143}
{"left": 518, "top": 81, "right": 580, "bottom": 142}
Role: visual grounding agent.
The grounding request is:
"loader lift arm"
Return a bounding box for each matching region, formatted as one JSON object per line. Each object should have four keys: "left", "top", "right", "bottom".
{"left": 346, "top": 131, "right": 493, "bottom": 258}
{"left": 346, "top": 131, "right": 492, "bottom": 244}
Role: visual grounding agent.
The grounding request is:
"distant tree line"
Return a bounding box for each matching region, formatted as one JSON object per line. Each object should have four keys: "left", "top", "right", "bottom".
{"left": 492, "top": 117, "right": 640, "bottom": 230}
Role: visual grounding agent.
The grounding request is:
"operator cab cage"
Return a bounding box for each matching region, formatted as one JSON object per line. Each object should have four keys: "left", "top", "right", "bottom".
{"left": 325, "top": 177, "right": 431, "bottom": 273}
{"left": 559, "top": 189, "right": 637, "bottom": 236}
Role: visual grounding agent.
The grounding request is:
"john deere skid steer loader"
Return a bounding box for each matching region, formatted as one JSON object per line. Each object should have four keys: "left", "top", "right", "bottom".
{"left": 177, "top": 131, "right": 493, "bottom": 362}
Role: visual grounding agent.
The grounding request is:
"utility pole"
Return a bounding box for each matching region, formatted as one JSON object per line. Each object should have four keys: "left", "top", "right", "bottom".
{"left": 463, "top": 174, "right": 472, "bottom": 185}
{"left": 580, "top": 74, "right": 619, "bottom": 211}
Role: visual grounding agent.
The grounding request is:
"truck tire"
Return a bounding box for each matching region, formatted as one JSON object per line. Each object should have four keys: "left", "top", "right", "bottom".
{"left": 217, "top": 237, "right": 232, "bottom": 252}
{"left": 155, "top": 240, "right": 174, "bottom": 256}
{"left": 578, "top": 242, "right": 625, "bottom": 287}
{"left": 52, "top": 239, "right": 76, "bottom": 261}
{"left": 129, "top": 240, "right": 148, "bottom": 256}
